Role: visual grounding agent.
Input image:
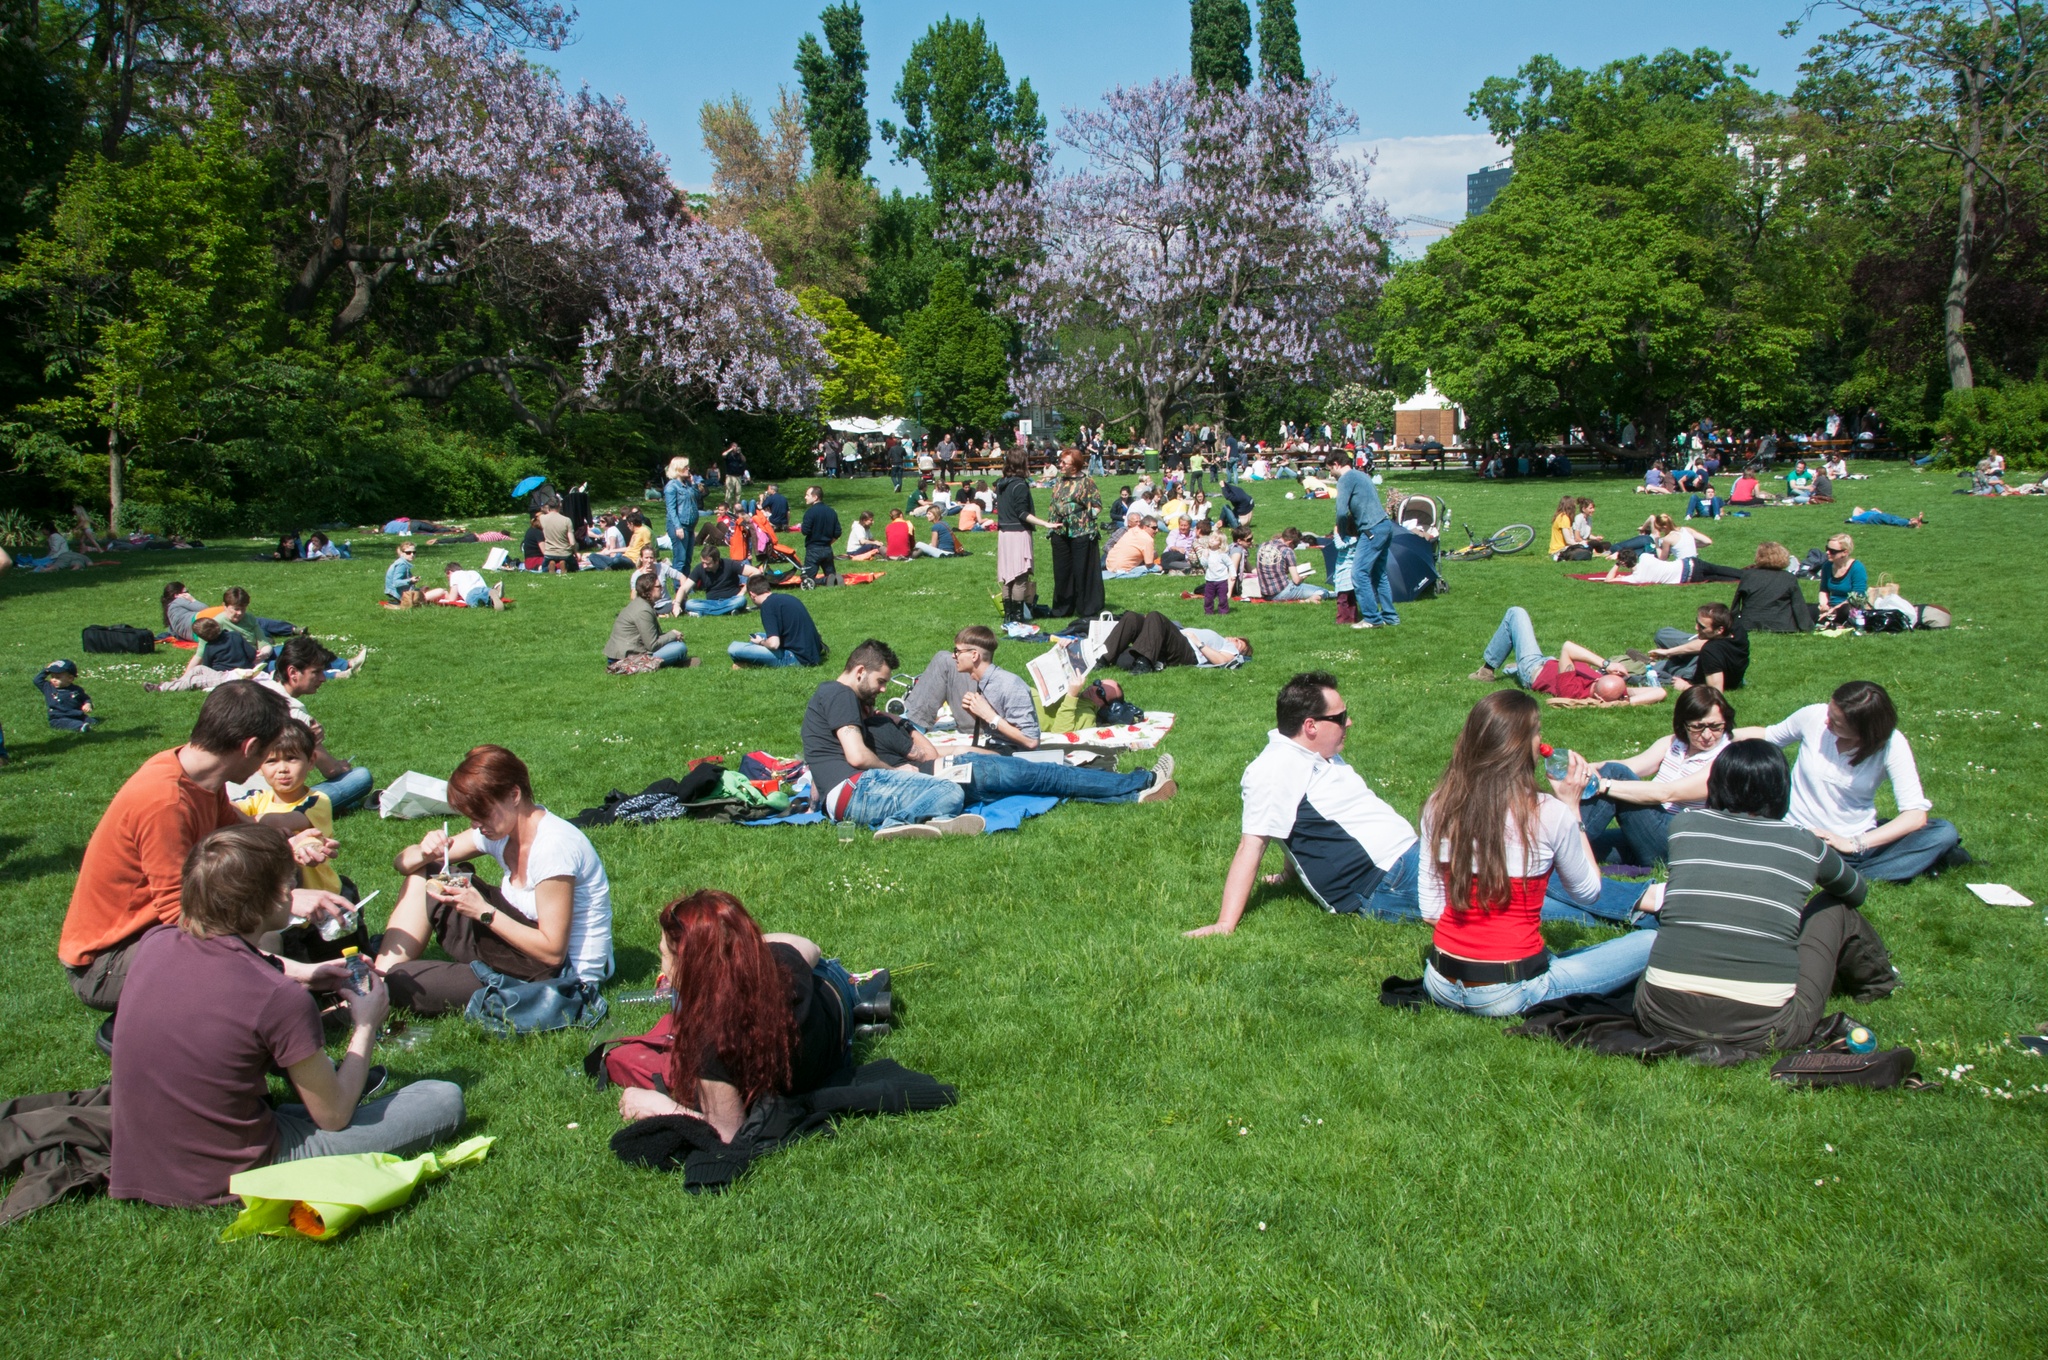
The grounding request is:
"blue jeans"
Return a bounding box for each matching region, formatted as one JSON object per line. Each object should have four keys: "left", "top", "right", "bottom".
{"left": 729, "top": 641, "right": 804, "bottom": 667}
{"left": 669, "top": 523, "right": 696, "bottom": 571}
{"left": 1344, "top": 842, "right": 1423, "bottom": 921}
{"left": 1352, "top": 519, "right": 1397, "bottom": 624}
{"left": 1480, "top": 605, "right": 1551, "bottom": 686}
{"left": 651, "top": 639, "right": 690, "bottom": 667}
{"left": 587, "top": 553, "right": 631, "bottom": 570}
{"left": 954, "top": 750, "right": 1155, "bottom": 804}
{"left": 841, "top": 768, "right": 965, "bottom": 829}
{"left": 462, "top": 586, "right": 491, "bottom": 608}
{"left": 1424, "top": 930, "right": 1656, "bottom": 1016}
{"left": 1581, "top": 763, "right": 1676, "bottom": 866}
{"left": 1611, "top": 533, "right": 1658, "bottom": 553}
{"left": 687, "top": 594, "right": 748, "bottom": 616}
{"left": 319, "top": 764, "right": 374, "bottom": 813}
{"left": 1270, "top": 583, "right": 1333, "bottom": 602}
{"left": 1102, "top": 566, "right": 1160, "bottom": 579}
{"left": 1844, "top": 818, "right": 1960, "bottom": 882}
{"left": 1850, "top": 510, "right": 1913, "bottom": 528}
{"left": 1686, "top": 495, "right": 1722, "bottom": 518}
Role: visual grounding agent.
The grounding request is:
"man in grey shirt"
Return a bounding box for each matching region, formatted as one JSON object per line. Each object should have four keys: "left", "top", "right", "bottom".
{"left": 903, "top": 624, "right": 1041, "bottom": 752}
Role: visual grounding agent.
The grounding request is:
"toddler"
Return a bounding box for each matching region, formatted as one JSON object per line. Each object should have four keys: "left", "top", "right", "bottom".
{"left": 234, "top": 720, "right": 344, "bottom": 898}
{"left": 1197, "top": 532, "right": 1233, "bottom": 614}
{"left": 35, "top": 659, "right": 97, "bottom": 731}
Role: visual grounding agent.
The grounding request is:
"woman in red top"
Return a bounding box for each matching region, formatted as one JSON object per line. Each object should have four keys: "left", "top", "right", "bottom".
{"left": 1419, "top": 692, "right": 1656, "bottom": 1017}
{"left": 882, "top": 509, "right": 914, "bottom": 559}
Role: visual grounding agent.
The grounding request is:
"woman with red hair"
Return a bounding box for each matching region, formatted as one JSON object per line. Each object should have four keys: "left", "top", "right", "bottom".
{"left": 615, "top": 889, "right": 884, "bottom": 1141}
{"left": 375, "top": 744, "right": 614, "bottom": 1014}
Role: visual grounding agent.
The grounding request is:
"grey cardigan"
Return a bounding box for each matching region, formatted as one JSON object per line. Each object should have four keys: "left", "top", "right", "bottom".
{"left": 604, "top": 598, "right": 676, "bottom": 661}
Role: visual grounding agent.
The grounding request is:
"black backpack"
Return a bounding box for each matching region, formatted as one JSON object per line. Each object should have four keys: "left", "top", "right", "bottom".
{"left": 81, "top": 624, "right": 155, "bottom": 654}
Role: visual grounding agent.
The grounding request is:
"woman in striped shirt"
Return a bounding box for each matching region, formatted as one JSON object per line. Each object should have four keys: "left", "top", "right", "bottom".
{"left": 1419, "top": 692, "right": 1656, "bottom": 1017}
{"left": 1634, "top": 740, "right": 1895, "bottom": 1051}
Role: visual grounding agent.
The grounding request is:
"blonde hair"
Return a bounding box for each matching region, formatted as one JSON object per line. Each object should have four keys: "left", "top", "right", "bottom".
{"left": 666, "top": 457, "right": 690, "bottom": 479}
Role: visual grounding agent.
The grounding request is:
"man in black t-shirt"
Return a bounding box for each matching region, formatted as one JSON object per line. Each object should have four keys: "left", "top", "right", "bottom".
{"left": 799, "top": 486, "right": 841, "bottom": 587}
{"left": 1648, "top": 602, "right": 1749, "bottom": 692}
{"left": 720, "top": 442, "right": 748, "bottom": 505}
{"left": 799, "top": 640, "right": 983, "bottom": 840}
{"left": 686, "top": 543, "right": 758, "bottom": 617}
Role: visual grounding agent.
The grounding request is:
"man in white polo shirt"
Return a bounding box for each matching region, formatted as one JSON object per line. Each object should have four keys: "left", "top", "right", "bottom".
{"left": 1187, "top": 671, "right": 1419, "bottom": 936}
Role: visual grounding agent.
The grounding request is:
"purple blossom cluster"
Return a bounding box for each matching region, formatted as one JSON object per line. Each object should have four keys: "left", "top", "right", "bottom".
{"left": 190, "top": 0, "right": 822, "bottom": 418}
{"left": 956, "top": 76, "right": 1391, "bottom": 442}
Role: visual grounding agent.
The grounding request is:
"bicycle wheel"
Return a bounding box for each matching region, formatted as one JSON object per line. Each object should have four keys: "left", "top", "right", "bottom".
{"left": 1487, "top": 523, "right": 1536, "bottom": 555}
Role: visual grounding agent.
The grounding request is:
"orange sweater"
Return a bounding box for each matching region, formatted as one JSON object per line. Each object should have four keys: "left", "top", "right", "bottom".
{"left": 59, "top": 748, "right": 238, "bottom": 967}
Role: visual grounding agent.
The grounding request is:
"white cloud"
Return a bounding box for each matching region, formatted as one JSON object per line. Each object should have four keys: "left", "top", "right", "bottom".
{"left": 1348, "top": 133, "right": 1505, "bottom": 254}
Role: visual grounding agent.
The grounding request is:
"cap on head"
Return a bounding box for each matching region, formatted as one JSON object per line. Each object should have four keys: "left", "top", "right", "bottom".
{"left": 46, "top": 658, "right": 78, "bottom": 676}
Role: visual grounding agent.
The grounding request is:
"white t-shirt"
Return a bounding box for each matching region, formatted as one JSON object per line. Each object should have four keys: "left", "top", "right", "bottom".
{"left": 480, "top": 811, "right": 614, "bottom": 983}
{"left": 254, "top": 673, "right": 312, "bottom": 726}
{"left": 1653, "top": 735, "right": 1727, "bottom": 812}
{"left": 1765, "top": 703, "right": 1931, "bottom": 836}
{"left": 1200, "top": 548, "right": 1234, "bottom": 582}
{"left": 847, "top": 521, "right": 875, "bottom": 553}
{"left": 1626, "top": 556, "right": 1685, "bottom": 584}
{"left": 447, "top": 570, "right": 486, "bottom": 599}
{"left": 1240, "top": 731, "right": 1417, "bottom": 909}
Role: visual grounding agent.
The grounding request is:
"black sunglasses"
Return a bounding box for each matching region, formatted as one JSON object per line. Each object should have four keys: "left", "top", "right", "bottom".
{"left": 1309, "top": 709, "right": 1349, "bottom": 726}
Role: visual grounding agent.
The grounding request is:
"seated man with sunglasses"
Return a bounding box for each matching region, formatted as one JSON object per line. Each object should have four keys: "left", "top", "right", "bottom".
{"left": 1188, "top": 672, "right": 1420, "bottom": 936}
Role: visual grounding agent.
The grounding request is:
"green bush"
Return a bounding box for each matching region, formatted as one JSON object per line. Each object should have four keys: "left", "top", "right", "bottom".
{"left": 1937, "top": 381, "right": 2048, "bottom": 468}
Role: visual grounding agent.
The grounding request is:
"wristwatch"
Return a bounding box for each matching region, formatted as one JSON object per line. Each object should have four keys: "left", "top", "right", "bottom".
{"left": 479, "top": 907, "right": 496, "bottom": 926}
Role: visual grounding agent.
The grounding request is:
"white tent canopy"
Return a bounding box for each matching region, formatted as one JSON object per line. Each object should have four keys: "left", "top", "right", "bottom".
{"left": 1394, "top": 375, "right": 1457, "bottom": 412}
{"left": 826, "top": 416, "right": 924, "bottom": 437}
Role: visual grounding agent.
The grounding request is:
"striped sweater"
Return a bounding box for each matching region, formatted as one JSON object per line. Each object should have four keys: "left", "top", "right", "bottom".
{"left": 1644, "top": 808, "right": 1866, "bottom": 1007}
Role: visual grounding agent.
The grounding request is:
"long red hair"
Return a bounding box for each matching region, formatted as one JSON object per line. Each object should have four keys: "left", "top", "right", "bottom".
{"left": 660, "top": 890, "right": 795, "bottom": 1109}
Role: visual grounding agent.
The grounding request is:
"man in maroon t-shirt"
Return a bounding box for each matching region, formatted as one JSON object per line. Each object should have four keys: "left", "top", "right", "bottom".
{"left": 1467, "top": 606, "right": 1666, "bottom": 707}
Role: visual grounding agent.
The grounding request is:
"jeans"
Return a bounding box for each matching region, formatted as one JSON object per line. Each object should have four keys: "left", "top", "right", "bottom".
{"left": 1102, "top": 565, "right": 1161, "bottom": 579}
{"left": 462, "top": 586, "right": 491, "bottom": 608}
{"left": 1686, "top": 495, "right": 1722, "bottom": 518}
{"left": 1581, "top": 762, "right": 1676, "bottom": 866}
{"left": 651, "top": 639, "right": 690, "bottom": 667}
{"left": 686, "top": 593, "right": 748, "bottom": 616}
{"left": 319, "top": 764, "right": 375, "bottom": 813}
{"left": 954, "top": 750, "right": 1156, "bottom": 804}
{"left": 841, "top": 767, "right": 965, "bottom": 829}
{"left": 272, "top": 1079, "right": 466, "bottom": 1161}
{"left": 728, "top": 641, "right": 804, "bottom": 667}
{"left": 1611, "top": 533, "right": 1658, "bottom": 553}
{"left": 914, "top": 543, "right": 955, "bottom": 558}
{"left": 1351, "top": 519, "right": 1397, "bottom": 625}
{"left": 1424, "top": 930, "right": 1657, "bottom": 1017}
{"left": 1335, "top": 842, "right": 1422, "bottom": 920}
{"left": 669, "top": 523, "right": 696, "bottom": 571}
{"left": 1850, "top": 510, "right": 1913, "bottom": 528}
{"left": 1269, "top": 582, "right": 1333, "bottom": 602}
{"left": 1480, "top": 605, "right": 1551, "bottom": 686}
{"left": 1843, "top": 818, "right": 1960, "bottom": 882}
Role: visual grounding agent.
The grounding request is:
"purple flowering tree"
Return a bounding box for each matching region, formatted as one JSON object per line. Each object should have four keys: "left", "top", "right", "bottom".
{"left": 956, "top": 75, "right": 1390, "bottom": 444}
{"left": 198, "top": 0, "right": 822, "bottom": 430}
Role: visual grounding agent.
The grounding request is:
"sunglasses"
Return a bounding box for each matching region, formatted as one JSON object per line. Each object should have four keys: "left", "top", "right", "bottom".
{"left": 1309, "top": 709, "right": 1349, "bottom": 726}
{"left": 1686, "top": 720, "right": 1728, "bottom": 733}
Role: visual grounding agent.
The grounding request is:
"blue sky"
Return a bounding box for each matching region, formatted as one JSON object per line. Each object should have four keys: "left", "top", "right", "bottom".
{"left": 546, "top": 1, "right": 1832, "bottom": 242}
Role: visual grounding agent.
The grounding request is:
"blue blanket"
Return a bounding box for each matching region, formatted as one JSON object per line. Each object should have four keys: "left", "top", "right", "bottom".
{"left": 739, "top": 793, "right": 1060, "bottom": 834}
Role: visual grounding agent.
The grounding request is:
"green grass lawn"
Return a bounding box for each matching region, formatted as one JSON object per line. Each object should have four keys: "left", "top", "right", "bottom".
{"left": 0, "top": 463, "right": 2042, "bottom": 1358}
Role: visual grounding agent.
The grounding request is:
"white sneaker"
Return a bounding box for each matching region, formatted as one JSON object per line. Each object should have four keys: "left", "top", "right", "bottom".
{"left": 1149, "top": 752, "right": 1175, "bottom": 788}
{"left": 1138, "top": 779, "right": 1177, "bottom": 804}
{"left": 873, "top": 823, "right": 941, "bottom": 840}
{"left": 931, "top": 814, "right": 985, "bottom": 836}
{"left": 1351, "top": 620, "right": 1377, "bottom": 630}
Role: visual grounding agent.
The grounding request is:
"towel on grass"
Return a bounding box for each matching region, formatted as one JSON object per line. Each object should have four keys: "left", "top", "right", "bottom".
{"left": 740, "top": 792, "right": 1059, "bottom": 834}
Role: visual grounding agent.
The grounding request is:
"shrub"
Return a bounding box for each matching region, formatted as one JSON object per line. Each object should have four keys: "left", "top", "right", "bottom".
{"left": 1938, "top": 381, "right": 2048, "bottom": 469}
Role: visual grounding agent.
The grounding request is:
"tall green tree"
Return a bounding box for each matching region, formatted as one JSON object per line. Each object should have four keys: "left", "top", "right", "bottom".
{"left": 797, "top": 285, "right": 905, "bottom": 416}
{"left": 1190, "top": 0, "right": 1252, "bottom": 91}
{"left": 878, "top": 17, "right": 1044, "bottom": 210}
{"left": 1379, "top": 49, "right": 1823, "bottom": 447}
{"left": 1256, "top": 0, "right": 1304, "bottom": 87}
{"left": 897, "top": 262, "right": 1009, "bottom": 433}
{"left": 794, "top": 2, "right": 870, "bottom": 179}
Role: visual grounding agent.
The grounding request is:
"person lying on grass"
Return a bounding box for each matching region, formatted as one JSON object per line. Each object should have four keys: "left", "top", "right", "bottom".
{"left": 1846, "top": 506, "right": 1925, "bottom": 528}
{"left": 1629, "top": 739, "right": 1896, "bottom": 1054}
{"left": 59, "top": 681, "right": 345, "bottom": 1013}
{"left": 613, "top": 889, "right": 886, "bottom": 1143}
{"left": 1095, "top": 610, "right": 1249, "bottom": 671}
{"left": 108, "top": 824, "right": 464, "bottom": 1208}
{"left": 433, "top": 561, "right": 506, "bottom": 609}
{"left": 1577, "top": 686, "right": 1735, "bottom": 868}
{"left": 1417, "top": 691, "right": 1656, "bottom": 1019}
{"left": 1468, "top": 606, "right": 1667, "bottom": 708}
{"left": 376, "top": 743, "right": 614, "bottom": 1015}
{"left": 1599, "top": 545, "right": 1703, "bottom": 585}
{"left": 1734, "top": 680, "right": 1964, "bottom": 883}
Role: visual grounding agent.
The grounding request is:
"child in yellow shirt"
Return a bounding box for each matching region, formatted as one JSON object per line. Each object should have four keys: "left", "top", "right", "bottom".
{"left": 235, "top": 721, "right": 343, "bottom": 897}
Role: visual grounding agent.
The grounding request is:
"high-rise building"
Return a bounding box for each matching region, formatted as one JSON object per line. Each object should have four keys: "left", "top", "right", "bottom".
{"left": 1466, "top": 162, "right": 1513, "bottom": 216}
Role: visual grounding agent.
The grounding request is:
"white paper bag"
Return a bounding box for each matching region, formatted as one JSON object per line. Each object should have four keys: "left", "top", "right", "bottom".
{"left": 481, "top": 546, "right": 509, "bottom": 571}
{"left": 379, "top": 771, "right": 456, "bottom": 820}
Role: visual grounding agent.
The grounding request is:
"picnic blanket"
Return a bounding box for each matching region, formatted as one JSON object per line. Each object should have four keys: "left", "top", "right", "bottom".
{"left": 740, "top": 793, "right": 1059, "bottom": 834}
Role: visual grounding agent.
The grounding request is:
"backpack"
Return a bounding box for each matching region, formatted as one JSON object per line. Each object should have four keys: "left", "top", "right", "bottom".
{"left": 81, "top": 624, "right": 154, "bottom": 654}
{"left": 1096, "top": 698, "right": 1145, "bottom": 725}
{"left": 584, "top": 1012, "right": 676, "bottom": 1091}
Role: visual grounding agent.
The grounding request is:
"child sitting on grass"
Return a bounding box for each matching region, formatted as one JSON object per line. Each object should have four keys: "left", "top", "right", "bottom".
{"left": 35, "top": 659, "right": 98, "bottom": 731}
{"left": 108, "top": 824, "right": 464, "bottom": 1208}
{"left": 235, "top": 721, "right": 345, "bottom": 899}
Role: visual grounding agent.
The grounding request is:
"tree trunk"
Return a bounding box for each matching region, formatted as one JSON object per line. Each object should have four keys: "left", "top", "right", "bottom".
{"left": 1944, "top": 159, "right": 1978, "bottom": 391}
{"left": 106, "top": 389, "right": 123, "bottom": 535}
{"left": 1145, "top": 393, "right": 1167, "bottom": 448}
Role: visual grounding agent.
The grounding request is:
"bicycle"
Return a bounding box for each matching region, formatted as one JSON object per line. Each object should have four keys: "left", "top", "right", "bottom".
{"left": 1442, "top": 521, "right": 1536, "bottom": 561}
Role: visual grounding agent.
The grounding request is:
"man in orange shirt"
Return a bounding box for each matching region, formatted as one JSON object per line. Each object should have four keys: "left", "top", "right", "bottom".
{"left": 1102, "top": 513, "right": 1161, "bottom": 577}
{"left": 60, "top": 681, "right": 347, "bottom": 1011}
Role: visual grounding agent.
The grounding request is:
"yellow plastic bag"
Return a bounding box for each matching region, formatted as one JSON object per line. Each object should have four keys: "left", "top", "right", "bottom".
{"left": 220, "top": 1135, "right": 494, "bottom": 1242}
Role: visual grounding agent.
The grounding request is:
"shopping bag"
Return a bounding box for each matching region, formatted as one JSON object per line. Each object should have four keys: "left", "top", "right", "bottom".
{"left": 378, "top": 771, "right": 456, "bottom": 820}
{"left": 220, "top": 1135, "right": 494, "bottom": 1242}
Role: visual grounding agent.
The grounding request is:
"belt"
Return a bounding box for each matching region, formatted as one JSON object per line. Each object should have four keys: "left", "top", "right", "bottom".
{"left": 827, "top": 774, "right": 862, "bottom": 822}
{"left": 1425, "top": 946, "right": 1550, "bottom": 986}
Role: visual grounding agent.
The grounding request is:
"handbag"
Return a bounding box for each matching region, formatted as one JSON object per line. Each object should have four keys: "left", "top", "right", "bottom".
{"left": 464, "top": 960, "right": 608, "bottom": 1037}
{"left": 584, "top": 1013, "right": 676, "bottom": 1091}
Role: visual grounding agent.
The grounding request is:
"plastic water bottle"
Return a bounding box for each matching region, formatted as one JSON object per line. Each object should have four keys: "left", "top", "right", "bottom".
{"left": 1543, "top": 753, "right": 1570, "bottom": 780}
{"left": 1846, "top": 1025, "right": 1876, "bottom": 1054}
{"left": 340, "top": 946, "right": 372, "bottom": 994}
